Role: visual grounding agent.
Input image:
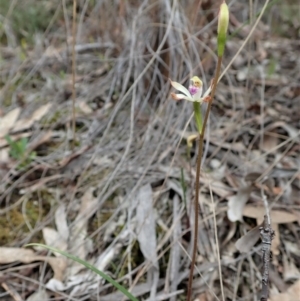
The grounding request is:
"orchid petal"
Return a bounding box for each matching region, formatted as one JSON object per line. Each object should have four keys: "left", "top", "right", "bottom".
{"left": 171, "top": 93, "right": 194, "bottom": 101}
{"left": 169, "top": 79, "right": 192, "bottom": 98}
{"left": 203, "top": 85, "right": 212, "bottom": 98}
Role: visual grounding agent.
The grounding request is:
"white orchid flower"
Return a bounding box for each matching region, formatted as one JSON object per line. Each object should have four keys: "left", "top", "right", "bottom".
{"left": 170, "top": 76, "right": 212, "bottom": 103}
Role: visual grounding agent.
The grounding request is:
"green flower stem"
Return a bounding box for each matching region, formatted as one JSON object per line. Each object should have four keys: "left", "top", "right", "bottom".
{"left": 193, "top": 102, "right": 203, "bottom": 134}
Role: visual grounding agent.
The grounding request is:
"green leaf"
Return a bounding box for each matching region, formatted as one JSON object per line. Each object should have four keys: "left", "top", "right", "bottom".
{"left": 29, "top": 151, "right": 36, "bottom": 160}
{"left": 5, "top": 135, "right": 19, "bottom": 159}
{"left": 25, "top": 243, "right": 139, "bottom": 301}
{"left": 5, "top": 134, "right": 13, "bottom": 144}
{"left": 20, "top": 137, "right": 28, "bottom": 152}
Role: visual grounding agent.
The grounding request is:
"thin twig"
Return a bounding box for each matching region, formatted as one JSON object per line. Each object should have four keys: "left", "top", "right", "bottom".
{"left": 259, "top": 189, "right": 274, "bottom": 301}
{"left": 259, "top": 214, "right": 274, "bottom": 301}
{"left": 71, "top": 0, "right": 77, "bottom": 147}
{"left": 1, "top": 282, "right": 22, "bottom": 301}
{"left": 187, "top": 56, "right": 223, "bottom": 301}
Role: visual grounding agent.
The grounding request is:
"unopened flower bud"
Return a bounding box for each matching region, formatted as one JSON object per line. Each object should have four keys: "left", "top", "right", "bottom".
{"left": 217, "top": 1, "right": 229, "bottom": 57}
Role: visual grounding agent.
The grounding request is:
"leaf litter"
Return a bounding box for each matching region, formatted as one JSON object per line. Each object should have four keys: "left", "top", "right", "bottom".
{"left": 135, "top": 184, "right": 159, "bottom": 300}
{"left": 0, "top": 1, "right": 299, "bottom": 300}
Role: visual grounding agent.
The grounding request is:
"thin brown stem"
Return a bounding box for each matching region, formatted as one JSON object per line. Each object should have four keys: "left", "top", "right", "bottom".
{"left": 186, "top": 128, "right": 202, "bottom": 301}
{"left": 71, "top": 0, "right": 77, "bottom": 148}
{"left": 186, "top": 56, "right": 223, "bottom": 301}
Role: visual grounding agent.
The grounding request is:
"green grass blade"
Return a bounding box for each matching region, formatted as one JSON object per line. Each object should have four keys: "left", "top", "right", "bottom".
{"left": 26, "top": 243, "right": 139, "bottom": 301}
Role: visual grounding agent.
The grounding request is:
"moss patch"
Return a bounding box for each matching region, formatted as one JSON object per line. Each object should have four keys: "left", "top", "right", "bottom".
{"left": 0, "top": 193, "right": 52, "bottom": 245}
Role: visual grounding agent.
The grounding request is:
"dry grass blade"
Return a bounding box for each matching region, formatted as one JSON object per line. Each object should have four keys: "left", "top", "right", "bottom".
{"left": 1, "top": 282, "right": 22, "bottom": 301}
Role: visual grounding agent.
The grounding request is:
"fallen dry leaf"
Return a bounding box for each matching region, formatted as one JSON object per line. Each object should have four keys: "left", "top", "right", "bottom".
{"left": 135, "top": 183, "right": 159, "bottom": 299}
{"left": 78, "top": 101, "right": 92, "bottom": 114}
{"left": 198, "top": 171, "right": 231, "bottom": 198}
{"left": 0, "top": 148, "right": 9, "bottom": 162}
{"left": 235, "top": 224, "right": 261, "bottom": 253}
{"left": 282, "top": 254, "right": 300, "bottom": 281}
{"left": 0, "top": 247, "right": 37, "bottom": 263}
{"left": 284, "top": 240, "right": 300, "bottom": 257}
{"left": 271, "top": 223, "right": 281, "bottom": 256}
{"left": 45, "top": 278, "right": 66, "bottom": 291}
{"left": 26, "top": 289, "right": 49, "bottom": 301}
{"left": 195, "top": 292, "right": 209, "bottom": 301}
{"left": 27, "top": 130, "right": 53, "bottom": 151}
{"left": 227, "top": 185, "right": 252, "bottom": 222}
{"left": 244, "top": 172, "right": 261, "bottom": 182}
{"left": 269, "top": 280, "right": 300, "bottom": 301}
{"left": 13, "top": 103, "right": 52, "bottom": 132}
{"left": 55, "top": 204, "right": 69, "bottom": 241}
{"left": 0, "top": 247, "right": 66, "bottom": 281}
{"left": 0, "top": 108, "right": 21, "bottom": 138}
{"left": 136, "top": 184, "right": 158, "bottom": 267}
{"left": 261, "top": 132, "right": 279, "bottom": 152}
{"left": 42, "top": 227, "right": 68, "bottom": 256}
{"left": 169, "top": 194, "right": 181, "bottom": 301}
{"left": 271, "top": 121, "right": 299, "bottom": 141}
{"left": 210, "top": 139, "right": 245, "bottom": 151}
{"left": 66, "top": 187, "right": 96, "bottom": 276}
{"left": 243, "top": 206, "right": 298, "bottom": 224}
